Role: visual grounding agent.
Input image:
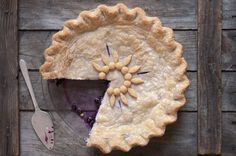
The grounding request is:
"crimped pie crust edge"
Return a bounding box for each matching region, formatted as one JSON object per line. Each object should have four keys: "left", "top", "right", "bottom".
{"left": 40, "top": 3, "right": 190, "bottom": 153}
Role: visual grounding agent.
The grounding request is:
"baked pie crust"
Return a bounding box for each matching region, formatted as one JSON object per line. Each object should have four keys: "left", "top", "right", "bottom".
{"left": 40, "top": 3, "right": 190, "bottom": 153}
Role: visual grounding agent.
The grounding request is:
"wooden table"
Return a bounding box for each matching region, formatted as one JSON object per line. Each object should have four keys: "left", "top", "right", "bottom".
{"left": 0, "top": 0, "right": 236, "bottom": 155}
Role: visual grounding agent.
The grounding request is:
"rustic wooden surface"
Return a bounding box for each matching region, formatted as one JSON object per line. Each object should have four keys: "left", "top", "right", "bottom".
{"left": 19, "top": 72, "right": 197, "bottom": 111}
{"left": 0, "top": 0, "right": 232, "bottom": 155}
{"left": 222, "top": 113, "right": 236, "bottom": 156}
{"left": 19, "top": 72, "right": 236, "bottom": 112}
{"left": 19, "top": 31, "right": 197, "bottom": 71}
{"left": 19, "top": 0, "right": 197, "bottom": 30}
{"left": 18, "top": 0, "right": 236, "bottom": 30}
{"left": 222, "top": 0, "right": 236, "bottom": 29}
{"left": 222, "top": 72, "right": 236, "bottom": 111}
{"left": 20, "top": 112, "right": 197, "bottom": 156}
{"left": 197, "top": 0, "right": 222, "bottom": 155}
{"left": 19, "top": 30, "right": 236, "bottom": 72}
{"left": 20, "top": 112, "right": 236, "bottom": 156}
{"left": 0, "top": 0, "right": 19, "bottom": 156}
{"left": 222, "top": 30, "right": 236, "bottom": 71}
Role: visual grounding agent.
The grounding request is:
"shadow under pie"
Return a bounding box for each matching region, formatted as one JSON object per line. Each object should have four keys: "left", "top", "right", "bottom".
{"left": 43, "top": 79, "right": 109, "bottom": 136}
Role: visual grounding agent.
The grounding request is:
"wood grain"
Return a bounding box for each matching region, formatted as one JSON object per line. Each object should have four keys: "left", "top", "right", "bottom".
{"left": 0, "top": 0, "right": 19, "bottom": 155}
{"left": 17, "top": 0, "right": 236, "bottom": 155}
{"left": 19, "top": 71, "right": 197, "bottom": 111}
{"left": 222, "top": 113, "right": 236, "bottom": 156}
{"left": 19, "top": 0, "right": 196, "bottom": 30}
{"left": 19, "top": 30, "right": 197, "bottom": 71}
{"left": 19, "top": 30, "right": 236, "bottom": 72}
{"left": 20, "top": 112, "right": 197, "bottom": 156}
{"left": 223, "top": 0, "right": 236, "bottom": 29}
{"left": 197, "top": 0, "right": 222, "bottom": 155}
{"left": 19, "top": 111, "right": 236, "bottom": 156}
{"left": 222, "top": 72, "right": 236, "bottom": 111}
{"left": 19, "top": 0, "right": 236, "bottom": 30}
{"left": 222, "top": 30, "right": 236, "bottom": 71}
{"left": 19, "top": 71, "right": 236, "bottom": 112}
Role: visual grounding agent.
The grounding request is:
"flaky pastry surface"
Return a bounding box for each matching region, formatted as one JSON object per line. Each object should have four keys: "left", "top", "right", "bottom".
{"left": 40, "top": 3, "right": 190, "bottom": 153}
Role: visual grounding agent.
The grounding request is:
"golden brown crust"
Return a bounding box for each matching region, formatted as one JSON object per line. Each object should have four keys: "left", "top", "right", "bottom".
{"left": 40, "top": 3, "right": 190, "bottom": 154}
{"left": 40, "top": 3, "right": 163, "bottom": 78}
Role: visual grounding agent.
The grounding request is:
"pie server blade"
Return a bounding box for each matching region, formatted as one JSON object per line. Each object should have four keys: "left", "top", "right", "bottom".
{"left": 31, "top": 111, "right": 54, "bottom": 150}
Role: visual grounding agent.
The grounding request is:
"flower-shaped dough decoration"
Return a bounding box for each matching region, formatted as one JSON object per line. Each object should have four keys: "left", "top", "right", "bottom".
{"left": 39, "top": 3, "right": 190, "bottom": 153}
{"left": 92, "top": 45, "right": 144, "bottom": 107}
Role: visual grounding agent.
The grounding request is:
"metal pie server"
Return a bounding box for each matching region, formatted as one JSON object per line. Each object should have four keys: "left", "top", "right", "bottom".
{"left": 20, "top": 59, "right": 54, "bottom": 150}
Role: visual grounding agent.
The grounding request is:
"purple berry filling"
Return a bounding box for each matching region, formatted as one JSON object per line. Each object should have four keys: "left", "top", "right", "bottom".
{"left": 48, "top": 79, "right": 108, "bottom": 129}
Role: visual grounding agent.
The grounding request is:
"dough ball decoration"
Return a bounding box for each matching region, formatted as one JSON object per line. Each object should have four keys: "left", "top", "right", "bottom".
{"left": 39, "top": 3, "right": 190, "bottom": 153}
{"left": 92, "top": 45, "right": 144, "bottom": 107}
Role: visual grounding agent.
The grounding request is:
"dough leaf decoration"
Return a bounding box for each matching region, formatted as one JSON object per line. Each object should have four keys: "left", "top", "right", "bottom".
{"left": 91, "top": 45, "right": 144, "bottom": 107}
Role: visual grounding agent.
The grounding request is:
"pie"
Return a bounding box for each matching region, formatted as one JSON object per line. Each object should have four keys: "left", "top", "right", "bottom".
{"left": 40, "top": 3, "right": 190, "bottom": 153}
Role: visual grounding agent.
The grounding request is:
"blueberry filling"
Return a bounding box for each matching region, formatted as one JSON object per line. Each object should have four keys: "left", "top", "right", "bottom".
{"left": 94, "top": 96, "right": 103, "bottom": 108}
{"left": 71, "top": 104, "right": 77, "bottom": 111}
{"left": 48, "top": 79, "right": 109, "bottom": 129}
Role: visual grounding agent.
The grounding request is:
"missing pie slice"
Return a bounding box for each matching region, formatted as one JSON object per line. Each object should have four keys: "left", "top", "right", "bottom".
{"left": 40, "top": 3, "right": 190, "bottom": 153}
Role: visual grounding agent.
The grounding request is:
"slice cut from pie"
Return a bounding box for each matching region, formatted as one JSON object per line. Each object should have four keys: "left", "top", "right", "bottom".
{"left": 40, "top": 3, "right": 190, "bottom": 153}
{"left": 47, "top": 79, "right": 109, "bottom": 129}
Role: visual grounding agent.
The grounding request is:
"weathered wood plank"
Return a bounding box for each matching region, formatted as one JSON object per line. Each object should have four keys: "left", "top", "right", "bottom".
{"left": 19, "top": 0, "right": 236, "bottom": 30}
{"left": 19, "top": 31, "right": 54, "bottom": 70}
{"left": 19, "top": 0, "right": 197, "bottom": 30}
{"left": 197, "top": 0, "right": 222, "bottom": 155}
{"left": 19, "top": 112, "right": 236, "bottom": 156}
{"left": 19, "top": 30, "right": 197, "bottom": 71}
{"left": 20, "top": 71, "right": 236, "bottom": 112}
{"left": 0, "top": 0, "right": 19, "bottom": 155}
{"left": 19, "top": 30, "right": 236, "bottom": 71}
{"left": 222, "top": 72, "right": 236, "bottom": 111}
{"left": 19, "top": 71, "right": 197, "bottom": 111}
{"left": 222, "top": 113, "right": 236, "bottom": 156}
{"left": 222, "top": 30, "right": 236, "bottom": 71}
{"left": 223, "top": 0, "right": 236, "bottom": 29}
{"left": 20, "top": 112, "right": 197, "bottom": 156}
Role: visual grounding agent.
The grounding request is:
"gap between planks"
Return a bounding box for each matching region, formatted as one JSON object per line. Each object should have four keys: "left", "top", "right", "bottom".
{"left": 19, "top": 71, "right": 197, "bottom": 112}
{"left": 18, "top": 29, "right": 236, "bottom": 71}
